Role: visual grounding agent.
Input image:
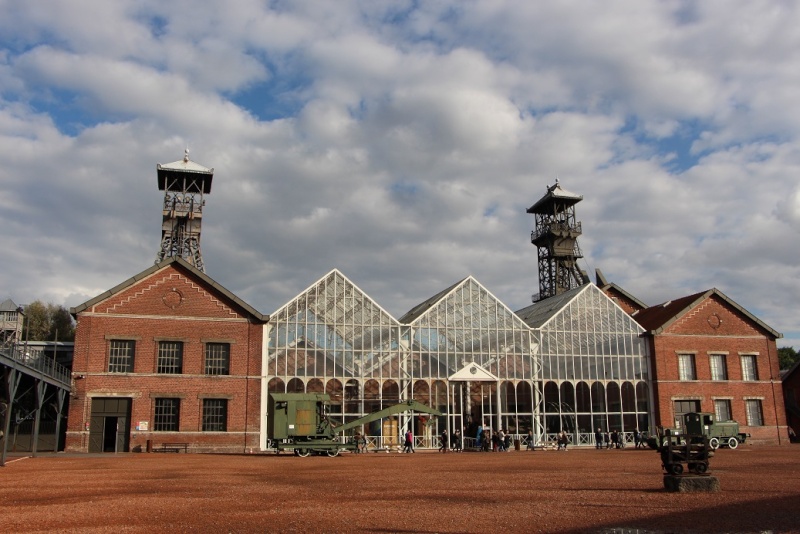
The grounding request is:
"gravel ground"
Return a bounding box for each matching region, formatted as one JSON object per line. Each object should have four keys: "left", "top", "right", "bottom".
{"left": 1, "top": 445, "right": 798, "bottom": 533}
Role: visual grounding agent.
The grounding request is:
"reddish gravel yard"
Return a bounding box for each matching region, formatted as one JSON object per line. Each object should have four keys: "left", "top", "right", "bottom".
{"left": 1, "top": 445, "right": 798, "bottom": 533}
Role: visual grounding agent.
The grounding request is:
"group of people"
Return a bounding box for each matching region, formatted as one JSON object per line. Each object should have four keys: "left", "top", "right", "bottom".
{"left": 438, "top": 429, "right": 463, "bottom": 452}
{"left": 475, "top": 426, "right": 514, "bottom": 452}
{"left": 593, "top": 428, "right": 645, "bottom": 449}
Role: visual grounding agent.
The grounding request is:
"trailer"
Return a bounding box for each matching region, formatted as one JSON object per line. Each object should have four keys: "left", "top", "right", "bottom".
{"left": 654, "top": 428, "right": 714, "bottom": 476}
{"left": 267, "top": 393, "right": 442, "bottom": 456}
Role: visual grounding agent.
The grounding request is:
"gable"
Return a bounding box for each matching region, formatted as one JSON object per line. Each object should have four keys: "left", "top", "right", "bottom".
{"left": 661, "top": 294, "right": 765, "bottom": 338}
{"left": 79, "top": 266, "right": 245, "bottom": 320}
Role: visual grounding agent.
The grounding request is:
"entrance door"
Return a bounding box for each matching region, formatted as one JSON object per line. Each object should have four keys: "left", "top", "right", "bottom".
{"left": 88, "top": 398, "right": 131, "bottom": 453}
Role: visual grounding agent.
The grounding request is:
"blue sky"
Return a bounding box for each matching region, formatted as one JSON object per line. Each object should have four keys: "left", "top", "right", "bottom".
{"left": 1, "top": 0, "right": 799, "bottom": 348}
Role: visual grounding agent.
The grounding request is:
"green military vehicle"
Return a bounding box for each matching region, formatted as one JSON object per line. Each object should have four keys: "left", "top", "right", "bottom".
{"left": 647, "top": 412, "right": 748, "bottom": 450}
{"left": 682, "top": 412, "right": 748, "bottom": 450}
{"left": 267, "top": 393, "right": 442, "bottom": 456}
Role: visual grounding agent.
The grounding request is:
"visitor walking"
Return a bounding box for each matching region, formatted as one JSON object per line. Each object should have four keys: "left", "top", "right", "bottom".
{"left": 403, "top": 430, "right": 414, "bottom": 453}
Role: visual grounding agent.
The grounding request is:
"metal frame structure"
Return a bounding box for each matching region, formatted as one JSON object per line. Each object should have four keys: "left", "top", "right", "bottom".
{"left": 1, "top": 343, "right": 71, "bottom": 466}
{"left": 155, "top": 150, "right": 213, "bottom": 272}
{"left": 527, "top": 181, "right": 588, "bottom": 302}
{"left": 517, "top": 283, "right": 651, "bottom": 447}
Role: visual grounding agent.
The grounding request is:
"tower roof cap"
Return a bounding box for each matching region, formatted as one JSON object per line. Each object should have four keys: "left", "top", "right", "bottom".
{"left": 157, "top": 149, "right": 214, "bottom": 192}
{"left": 526, "top": 180, "right": 582, "bottom": 213}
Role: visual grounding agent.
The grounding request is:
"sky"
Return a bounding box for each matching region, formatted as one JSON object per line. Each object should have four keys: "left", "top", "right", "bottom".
{"left": 1, "top": 1, "right": 799, "bottom": 348}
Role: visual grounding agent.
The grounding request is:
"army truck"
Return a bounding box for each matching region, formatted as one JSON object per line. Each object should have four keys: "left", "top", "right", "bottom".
{"left": 683, "top": 412, "right": 748, "bottom": 450}
{"left": 267, "top": 393, "right": 442, "bottom": 456}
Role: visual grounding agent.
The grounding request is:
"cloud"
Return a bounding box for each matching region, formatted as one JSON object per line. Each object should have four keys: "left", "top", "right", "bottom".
{"left": 0, "top": 0, "right": 799, "bottom": 348}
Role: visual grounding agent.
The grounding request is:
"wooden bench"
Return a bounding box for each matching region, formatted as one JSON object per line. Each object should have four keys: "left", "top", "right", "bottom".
{"left": 154, "top": 442, "right": 189, "bottom": 453}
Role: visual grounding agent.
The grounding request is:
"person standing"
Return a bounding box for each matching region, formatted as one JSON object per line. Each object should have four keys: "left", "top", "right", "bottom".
{"left": 595, "top": 428, "right": 603, "bottom": 450}
{"left": 526, "top": 429, "right": 534, "bottom": 451}
{"left": 440, "top": 429, "right": 449, "bottom": 453}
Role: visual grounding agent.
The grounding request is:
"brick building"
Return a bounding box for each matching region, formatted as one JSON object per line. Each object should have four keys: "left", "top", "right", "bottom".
{"left": 66, "top": 257, "right": 267, "bottom": 453}
{"left": 782, "top": 360, "right": 800, "bottom": 441}
{"left": 633, "top": 288, "right": 787, "bottom": 445}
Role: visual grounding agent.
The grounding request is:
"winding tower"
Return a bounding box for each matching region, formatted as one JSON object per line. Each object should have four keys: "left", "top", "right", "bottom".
{"left": 155, "top": 150, "right": 213, "bottom": 271}
{"left": 527, "top": 180, "right": 588, "bottom": 302}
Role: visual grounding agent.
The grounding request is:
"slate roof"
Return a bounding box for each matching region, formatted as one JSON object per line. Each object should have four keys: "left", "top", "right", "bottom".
{"left": 0, "top": 298, "right": 20, "bottom": 312}
{"left": 514, "top": 284, "right": 587, "bottom": 329}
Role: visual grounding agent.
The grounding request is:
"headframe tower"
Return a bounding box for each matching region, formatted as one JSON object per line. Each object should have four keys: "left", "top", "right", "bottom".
{"left": 155, "top": 150, "right": 213, "bottom": 271}
{"left": 527, "top": 180, "right": 589, "bottom": 302}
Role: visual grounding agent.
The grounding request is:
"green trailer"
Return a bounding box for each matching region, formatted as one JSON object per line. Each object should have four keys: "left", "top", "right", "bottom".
{"left": 267, "top": 393, "right": 442, "bottom": 456}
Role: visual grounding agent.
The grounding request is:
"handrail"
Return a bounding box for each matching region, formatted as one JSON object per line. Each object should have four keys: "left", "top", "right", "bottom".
{"left": 0, "top": 344, "right": 71, "bottom": 386}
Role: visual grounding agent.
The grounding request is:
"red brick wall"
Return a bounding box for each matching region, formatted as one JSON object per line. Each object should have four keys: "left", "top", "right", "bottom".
{"left": 647, "top": 294, "right": 788, "bottom": 445}
{"left": 66, "top": 265, "right": 264, "bottom": 453}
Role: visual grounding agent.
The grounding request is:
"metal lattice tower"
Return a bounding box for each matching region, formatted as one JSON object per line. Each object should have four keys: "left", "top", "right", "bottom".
{"left": 527, "top": 181, "right": 589, "bottom": 302}
{"left": 155, "top": 150, "right": 213, "bottom": 271}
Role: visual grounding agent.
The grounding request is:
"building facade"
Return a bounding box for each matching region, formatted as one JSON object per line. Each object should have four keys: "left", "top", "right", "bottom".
{"left": 635, "top": 289, "right": 787, "bottom": 445}
{"left": 66, "top": 257, "right": 267, "bottom": 453}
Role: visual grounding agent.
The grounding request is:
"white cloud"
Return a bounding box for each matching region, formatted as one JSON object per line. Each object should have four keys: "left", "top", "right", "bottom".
{"left": 0, "top": 0, "right": 798, "bottom": 348}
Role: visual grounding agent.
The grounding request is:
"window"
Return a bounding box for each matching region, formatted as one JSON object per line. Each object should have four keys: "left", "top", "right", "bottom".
{"left": 678, "top": 354, "right": 696, "bottom": 381}
{"left": 204, "top": 343, "right": 230, "bottom": 375}
{"left": 741, "top": 355, "right": 758, "bottom": 381}
{"left": 673, "top": 399, "right": 700, "bottom": 429}
{"left": 154, "top": 398, "right": 180, "bottom": 431}
{"left": 108, "top": 340, "right": 135, "bottom": 373}
{"left": 714, "top": 399, "right": 732, "bottom": 422}
{"left": 709, "top": 354, "right": 728, "bottom": 381}
{"left": 202, "top": 399, "right": 228, "bottom": 431}
{"left": 157, "top": 341, "right": 183, "bottom": 374}
{"left": 745, "top": 399, "right": 764, "bottom": 426}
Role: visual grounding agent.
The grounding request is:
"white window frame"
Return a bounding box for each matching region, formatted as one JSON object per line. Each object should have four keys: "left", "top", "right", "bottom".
{"left": 678, "top": 354, "right": 696, "bottom": 381}
{"left": 709, "top": 353, "right": 728, "bottom": 381}
{"left": 714, "top": 399, "right": 732, "bottom": 421}
{"left": 740, "top": 354, "right": 758, "bottom": 381}
{"left": 745, "top": 399, "right": 764, "bottom": 426}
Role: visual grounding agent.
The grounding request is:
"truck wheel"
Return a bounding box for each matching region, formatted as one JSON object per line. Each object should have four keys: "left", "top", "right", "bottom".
{"left": 296, "top": 449, "right": 311, "bottom": 457}
{"left": 667, "top": 463, "right": 683, "bottom": 476}
{"left": 727, "top": 437, "right": 739, "bottom": 449}
{"left": 694, "top": 462, "right": 708, "bottom": 474}
{"left": 327, "top": 449, "right": 339, "bottom": 457}
{"left": 709, "top": 437, "right": 720, "bottom": 450}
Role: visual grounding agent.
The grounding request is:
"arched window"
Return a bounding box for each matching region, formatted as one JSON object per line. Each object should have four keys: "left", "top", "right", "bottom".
{"left": 621, "top": 382, "right": 636, "bottom": 412}
{"left": 287, "top": 377, "right": 304, "bottom": 393}
{"left": 267, "top": 377, "right": 285, "bottom": 394}
{"left": 344, "top": 379, "right": 360, "bottom": 415}
{"left": 306, "top": 378, "right": 324, "bottom": 394}
{"left": 576, "top": 382, "right": 591, "bottom": 412}
{"left": 591, "top": 382, "right": 606, "bottom": 412}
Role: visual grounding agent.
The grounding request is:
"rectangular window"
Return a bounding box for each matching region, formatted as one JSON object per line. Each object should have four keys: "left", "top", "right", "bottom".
{"left": 204, "top": 343, "right": 230, "bottom": 375}
{"left": 202, "top": 399, "right": 228, "bottom": 432}
{"left": 678, "top": 354, "right": 696, "bottom": 381}
{"left": 108, "top": 340, "right": 135, "bottom": 373}
{"left": 157, "top": 341, "right": 183, "bottom": 374}
{"left": 709, "top": 354, "right": 728, "bottom": 381}
{"left": 714, "top": 399, "right": 732, "bottom": 421}
{"left": 673, "top": 399, "right": 701, "bottom": 429}
{"left": 154, "top": 398, "right": 180, "bottom": 431}
{"left": 745, "top": 400, "right": 764, "bottom": 426}
{"left": 741, "top": 355, "right": 758, "bottom": 381}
